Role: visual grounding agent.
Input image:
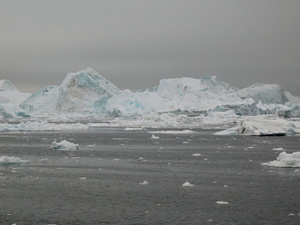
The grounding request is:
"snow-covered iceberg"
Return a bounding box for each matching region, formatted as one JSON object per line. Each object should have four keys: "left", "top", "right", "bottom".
{"left": 214, "top": 117, "right": 300, "bottom": 136}
{"left": 262, "top": 151, "right": 300, "bottom": 168}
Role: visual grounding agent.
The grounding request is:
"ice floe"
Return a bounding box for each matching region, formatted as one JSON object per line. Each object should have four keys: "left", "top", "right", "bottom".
{"left": 50, "top": 140, "right": 79, "bottom": 150}
{"left": 0, "top": 156, "right": 29, "bottom": 165}
{"left": 214, "top": 117, "right": 300, "bottom": 136}
{"left": 149, "top": 130, "right": 195, "bottom": 134}
{"left": 262, "top": 151, "right": 300, "bottom": 168}
{"left": 216, "top": 201, "right": 230, "bottom": 205}
{"left": 139, "top": 181, "right": 149, "bottom": 185}
{"left": 0, "top": 121, "right": 88, "bottom": 132}
{"left": 182, "top": 181, "right": 195, "bottom": 187}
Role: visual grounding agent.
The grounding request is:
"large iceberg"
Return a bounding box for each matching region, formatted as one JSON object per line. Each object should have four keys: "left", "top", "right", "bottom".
{"left": 0, "top": 68, "right": 296, "bottom": 124}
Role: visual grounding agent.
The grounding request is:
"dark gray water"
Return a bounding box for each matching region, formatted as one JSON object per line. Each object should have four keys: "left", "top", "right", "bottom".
{"left": 0, "top": 128, "right": 299, "bottom": 225}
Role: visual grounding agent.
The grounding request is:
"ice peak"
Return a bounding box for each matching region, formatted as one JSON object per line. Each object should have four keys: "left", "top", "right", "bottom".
{"left": 61, "top": 68, "right": 121, "bottom": 97}
{"left": 0, "top": 79, "right": 19, "bottom": 92}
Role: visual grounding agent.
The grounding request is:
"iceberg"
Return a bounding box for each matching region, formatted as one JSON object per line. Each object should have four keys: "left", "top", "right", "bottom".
{"left": 238, "top": 83, "right": 288, "bottom": 104}
{"left": 1, "top": 68, "right": 297, "bottom": 129}
{"left": 20, "top": 68, "right": 121, "bottom": 114}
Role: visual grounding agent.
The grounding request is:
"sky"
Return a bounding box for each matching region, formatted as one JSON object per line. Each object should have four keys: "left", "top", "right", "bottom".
{"left": 1, "top": 0, "right": 300, "bottom": 96}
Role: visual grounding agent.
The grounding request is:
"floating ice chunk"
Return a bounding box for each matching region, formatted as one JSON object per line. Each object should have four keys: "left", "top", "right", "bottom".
{"left": 124, "top": 127, "right": 144, "bottom": 131}
{"left": 80, "top": 177, "right": 87, "bottom": 180}
{"left": 216, "top": 201, "right": 230, "bottom": 205}
{"left": 151, "top": 134, "right": 160, "bottom": 139}
{"left": 182, "top": 181, "right": 195, "bottom": 187}
{"left": 192, "top": 153, "right": 201, "bottom": 156}
{"left": 214, "top": 117, "right": 298, "bottom": 136}
{"left": 0, "top": 156, "right": 29, "bottom": 165}
{"left": 139, "top": 181, "right": 149, "bottom": 185}
{"left": 262, "top": 151, "right": 300, "bottom": 168}
{"left": 0, "top": 121, "right": 88, "bottom": 132}
{"left": 272, "top": 147, "right": 285, "bottom": 151}
{"left": 149, "top": 130, "right": 195, "bottom": 134}
{"left": 50, "top": 140, "right": 79, "bottom": 150}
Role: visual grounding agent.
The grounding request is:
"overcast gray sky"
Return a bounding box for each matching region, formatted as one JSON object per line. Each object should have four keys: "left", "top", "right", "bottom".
{"left": 1, "top": 0, "right": 300, "bottom": 96}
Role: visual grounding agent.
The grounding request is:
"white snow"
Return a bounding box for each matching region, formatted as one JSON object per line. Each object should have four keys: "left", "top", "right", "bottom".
{"left": 262, "top": 151, "right": 300, "bottom": 168}
{"left": 182, "top": 181, "right": 195, "bottom": 187}
{"left": 214, "top": 117, "right": 300, "bottom": 136}
{"left": 0, "top": 156, "right": 29, "bottom": 165}
{"left": 50, "top": 140, "right": 79, "bottom": 150}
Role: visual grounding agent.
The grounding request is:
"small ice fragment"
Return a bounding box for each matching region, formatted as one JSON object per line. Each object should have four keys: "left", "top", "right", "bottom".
{"left": 138, "top": 157, "right": 145, "bottom": 161}
{"left": 289, "top": 213, "right": 295, "bottom": 216}
{"left": 151, "top": 134, "right": 160, "bottom": 139}
{"left": 223, "top": 185, "right": 228, "bottom": 188}
{"left": 192, "top": 153, "right": 201, "bottom": 156}
{"left": 182, "top": 182, "right": 195, "bottom": 187}
{"left": 80, "top": 177, "right": 86, "bottom": 180}
{"left": 216, "top": 201, "right": 229, "bottom": 205}
{"left": 183, "top": 141, "right": 189, "bottom": 144}
{"left": 139, "top": 181, "right": 149, "bottom": 185}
